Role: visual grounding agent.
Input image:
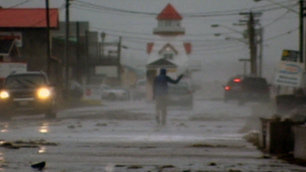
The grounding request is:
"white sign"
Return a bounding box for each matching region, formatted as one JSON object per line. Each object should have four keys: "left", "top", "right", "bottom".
{"left": 83, "top": 85, "right": 101, "bottom": 101}
{"left": 0, "top": 62, "right": 27, "bottom": 79}
{"left": 0, "top": 32, "right": 22, "bottom": 47}
{"left": 274, "top": 62, "right": 304, "bottom": 87}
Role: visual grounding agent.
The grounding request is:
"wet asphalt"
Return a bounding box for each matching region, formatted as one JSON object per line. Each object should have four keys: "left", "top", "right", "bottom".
{"left": 0, "top": 100, "right": 306, "bottom": 172}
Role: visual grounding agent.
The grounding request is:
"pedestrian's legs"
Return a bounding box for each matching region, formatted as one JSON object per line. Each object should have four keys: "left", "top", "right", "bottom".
{"left": 161, "top": 104, "right": 167, "bottom": 126}
{"left": 155, "top": 98, "right": 161, "bottom": 126}
{"left": 160, "top": 96, "right": 167, "bottom": 126}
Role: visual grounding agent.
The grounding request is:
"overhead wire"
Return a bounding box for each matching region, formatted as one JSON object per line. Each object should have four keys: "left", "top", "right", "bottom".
{"left": 264, "top": 27, "right": 298, "bottom": 42}
{"left": 71, "top": 0, "right": 298, "bottom": 55}
{"left": 71, "top": 0, "right": 297, "bottom": 18}
{"left": 2, "top": 0, "right": 33, "bottom": 9}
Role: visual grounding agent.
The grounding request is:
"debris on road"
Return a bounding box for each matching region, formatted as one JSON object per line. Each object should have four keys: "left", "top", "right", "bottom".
{"left": 31, "top": 161, "right": 46, "bottom": 170}
{"left": 0, "top": 139, "right": 57, "bottom": 149}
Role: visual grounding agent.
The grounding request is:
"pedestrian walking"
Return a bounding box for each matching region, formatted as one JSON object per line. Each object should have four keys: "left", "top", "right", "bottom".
{"left": 153, "top": 68, "right": 183, "bottom": 126}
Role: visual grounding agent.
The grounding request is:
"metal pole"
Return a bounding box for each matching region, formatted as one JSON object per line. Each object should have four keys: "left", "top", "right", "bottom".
{"left": 101, "top": 32, "right": 106, "bottom": 60}
{"left": 300, "top": 0, "right": 304, "bottom": 64}
{"left": 64, "top": 0, "right": 70, "bottom": 95}
{"left": 117, "top": 36, "right": 122, "bottom": 83}
{"left": 243, "top": 61, "right": 247, "bottom": 76}
{"left": 76, "top": 22, "right": 80, "bottom": 81}
{"left": 258, "top": 27, "right": 263, "bottom": 77}
{"left": 45, "top": 0, "right": 51, "bottom": 76}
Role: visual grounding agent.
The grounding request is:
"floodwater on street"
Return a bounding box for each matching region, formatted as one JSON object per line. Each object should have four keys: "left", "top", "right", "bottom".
{"left": 0, "top": 99, "right": 306, "bottom": 172}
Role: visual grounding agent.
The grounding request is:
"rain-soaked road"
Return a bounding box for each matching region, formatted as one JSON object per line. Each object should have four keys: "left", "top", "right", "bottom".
{"left": 0, "top": 99, "right": 306, "bottom": 172}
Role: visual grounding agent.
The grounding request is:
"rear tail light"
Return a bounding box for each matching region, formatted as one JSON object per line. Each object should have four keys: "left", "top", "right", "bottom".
{"left": 233, "top": 78, "right": 241, "bottom": 83}
{"left": 225, "top": 86, "right": 231, "bottom": 91}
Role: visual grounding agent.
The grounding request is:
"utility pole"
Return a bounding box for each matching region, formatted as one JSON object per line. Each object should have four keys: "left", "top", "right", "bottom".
{"left": 100, "top": 32, "right": 106, "bottom": 60}
{"left": 300, "top": 0, "right": 304, "bottom": 64}
{"left": 117, "top": 36, "right": 122, "bottom": 83}
{"left": 64, "top": 0, "right": 70, "bottom": 96}
{"left": 45, "top": 0, "right": 51, "bottom": 77}
{"left": 248, "top": 12, "right": 257, "bottom": 76}
{"left": 240, "top": 11, "right": 261, "bottom": 76}
{"left": 258, "top": 27, "right": 264, "bottom": 77}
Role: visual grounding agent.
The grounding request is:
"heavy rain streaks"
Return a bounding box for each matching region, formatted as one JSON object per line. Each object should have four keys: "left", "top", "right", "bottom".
{"left": 0, "top": 0, "right": 305, "bottom": 171}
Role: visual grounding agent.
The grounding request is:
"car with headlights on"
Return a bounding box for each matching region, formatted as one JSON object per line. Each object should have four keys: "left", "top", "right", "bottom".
{"left": 0, "top": 71, "right": 57, "bottom": 120}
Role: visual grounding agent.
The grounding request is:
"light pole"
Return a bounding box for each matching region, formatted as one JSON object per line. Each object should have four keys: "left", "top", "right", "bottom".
{"left": 65, "top": 0, "right": 70, "bottom": 98}
{"left": 45, "top": 0, "right": 51, "bottom": 77}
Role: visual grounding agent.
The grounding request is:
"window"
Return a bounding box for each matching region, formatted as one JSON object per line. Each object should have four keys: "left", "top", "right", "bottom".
{"left": 163, "top": 53, "right": 173, "bottom": 60}
{"left": 165, "top": 21, "right": 172, "bottom": 27}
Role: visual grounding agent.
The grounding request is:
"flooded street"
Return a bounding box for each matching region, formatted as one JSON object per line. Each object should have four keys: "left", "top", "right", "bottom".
{"left": 0, "top": 99, "right": 306, "bottom": 172}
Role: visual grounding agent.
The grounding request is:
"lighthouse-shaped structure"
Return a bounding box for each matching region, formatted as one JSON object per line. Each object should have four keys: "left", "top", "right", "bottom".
{"left": 146, "top": 3, "right": 192, "bottom": 100}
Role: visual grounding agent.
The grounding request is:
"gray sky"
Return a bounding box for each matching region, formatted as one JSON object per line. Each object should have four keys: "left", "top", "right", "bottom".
{"left": 1, "top": 0, "right": 299, "bottom": 82}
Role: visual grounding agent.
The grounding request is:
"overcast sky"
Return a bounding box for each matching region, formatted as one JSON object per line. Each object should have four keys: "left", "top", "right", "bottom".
{"left": 1, "top": 0, "right": 300, "bottom": 82}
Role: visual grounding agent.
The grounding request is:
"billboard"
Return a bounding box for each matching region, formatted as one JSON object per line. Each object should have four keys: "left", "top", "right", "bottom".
{"left": 281, "top": 49, "right": 299, "bottom": 62}
{"left": 274, "top": 61, "right": 304, "bottom": 87}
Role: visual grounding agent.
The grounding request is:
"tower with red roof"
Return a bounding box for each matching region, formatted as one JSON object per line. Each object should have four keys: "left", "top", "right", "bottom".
{"left": 146, "top": 3, "right": 192, "bottom": 100}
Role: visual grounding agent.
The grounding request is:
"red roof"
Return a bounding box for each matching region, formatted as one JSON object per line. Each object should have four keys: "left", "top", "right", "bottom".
{"left": 147, "top": 43, "right": 154, "bottom": 54}
{"left": 184, "top": 43, "right": 192, "bottom": 54}
{"left": 0, "top": 8, "right": 59, "bottom": 28}
{"left": 157, "top": 3, "right": 182, "bottom": 20}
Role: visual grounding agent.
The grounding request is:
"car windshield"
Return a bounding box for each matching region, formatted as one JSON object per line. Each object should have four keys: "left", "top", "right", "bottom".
{"left": 4, "top": 74, "right": 47, "bottom": 89}
{"left": 243, "top": 78, "right": 268, "bottom": 89}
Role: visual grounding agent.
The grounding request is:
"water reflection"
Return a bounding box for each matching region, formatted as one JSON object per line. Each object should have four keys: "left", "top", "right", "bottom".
{"left": 0, "top": 123, "right": 8, "bottom": 133}
{"left": 0, "top": 152, "right": 4, "bottom": 171}
{"left": 38, "top": 146, "right": 46, "bottom": 154}
{"left": 39, "top": 122, "right": 49, "bottom": 133}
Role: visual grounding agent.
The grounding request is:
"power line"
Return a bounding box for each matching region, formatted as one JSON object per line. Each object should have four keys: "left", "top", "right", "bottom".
{"left": 264, "top": 27, "right": 298, "bottom": 42}
{"left": 3, "top": 0, "right": 33, "bottom": 8}
{"left": 71, "top": 0, "right": 297, "bottom": 18}
{"left": 262, "top": 10, "right": 291, "bottom": 29}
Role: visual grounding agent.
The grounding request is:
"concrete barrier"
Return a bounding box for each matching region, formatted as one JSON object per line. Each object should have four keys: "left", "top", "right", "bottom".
{"left": 260, "top": 118, "right": 295, "bottom": 154}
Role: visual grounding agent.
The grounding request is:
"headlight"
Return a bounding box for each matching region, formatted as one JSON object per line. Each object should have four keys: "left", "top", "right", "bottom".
{"left": 0, "top": 91, "right": 9, "bottom": 99}
{"left": 37, "top": 87, "right": 51, "bottom": 99}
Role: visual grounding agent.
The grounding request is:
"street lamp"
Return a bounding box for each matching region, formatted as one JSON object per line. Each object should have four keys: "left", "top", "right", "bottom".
{"left": 225, "top": 37, "right": 248, "bottom": 44}
{"left": 211, "top": 24, "right": 245, "bottom": 35}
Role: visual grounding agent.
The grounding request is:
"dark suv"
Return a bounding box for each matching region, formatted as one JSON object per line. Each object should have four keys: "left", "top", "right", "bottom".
{"left": 224, "top": 75, "right": 270, "bottom": 103}
{"left": 0, "top": 71, "right": 57, "bottom": 119}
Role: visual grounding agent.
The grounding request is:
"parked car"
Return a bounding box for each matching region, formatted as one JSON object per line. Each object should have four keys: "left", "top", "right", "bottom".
{"left": 100, "top": 84, "right": 130, "bottom": 101}
{"left": 68, "top": 80, "right": 83, "bottom": 98}
{"left": 168, "top": 82, "right": 194, "bottom": 109}
{"left": 224, "top": 75, "right": 270, "bottom": 103}
{"left": 0, "top": 71, "right": 57, "bottom": 120}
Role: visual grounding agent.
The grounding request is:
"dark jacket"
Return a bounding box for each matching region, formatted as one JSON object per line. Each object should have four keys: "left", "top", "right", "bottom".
{"left": 153, "top": 69, "right": 183, "bottom": 98}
